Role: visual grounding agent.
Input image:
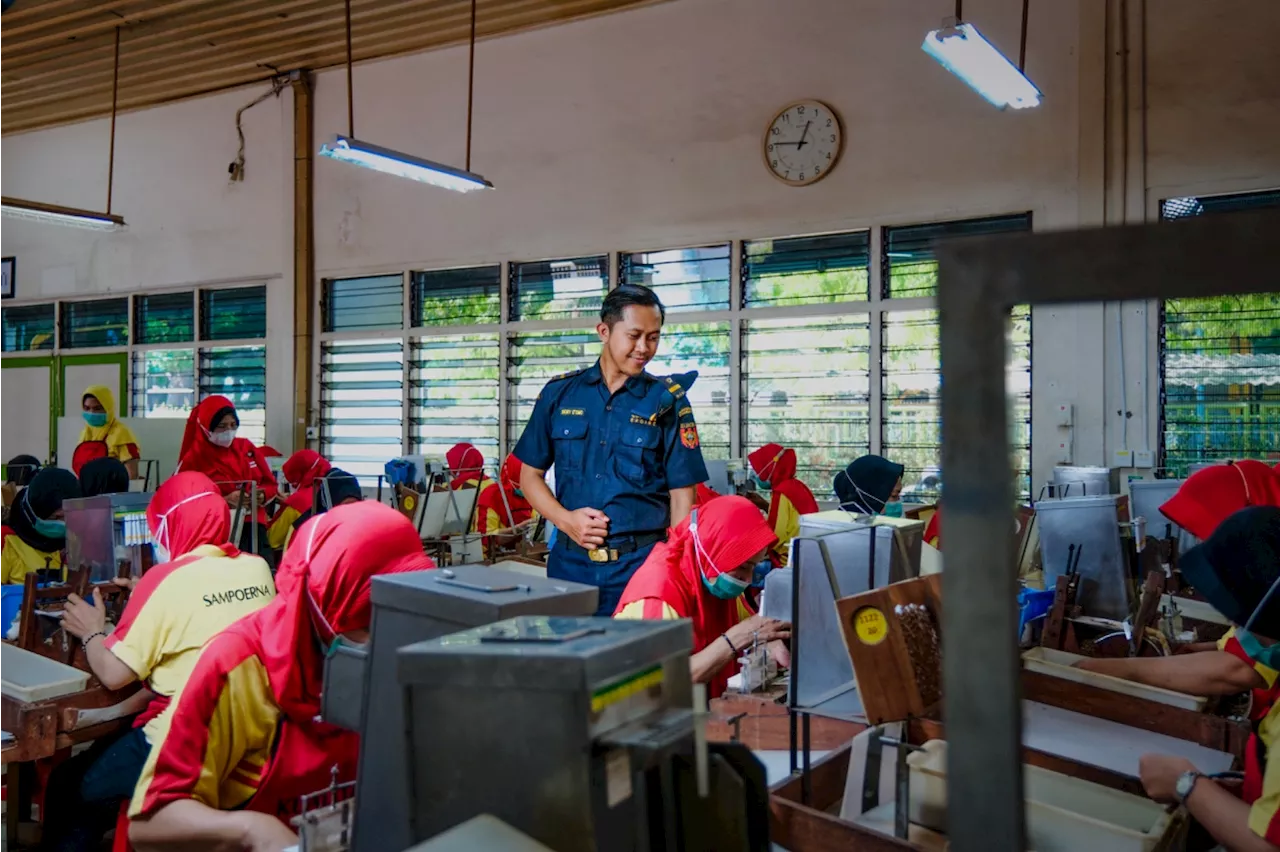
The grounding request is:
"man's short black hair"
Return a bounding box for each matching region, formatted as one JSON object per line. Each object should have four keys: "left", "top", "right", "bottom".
{"left": 601, "top": 284, "right": 665, "bottom": 327}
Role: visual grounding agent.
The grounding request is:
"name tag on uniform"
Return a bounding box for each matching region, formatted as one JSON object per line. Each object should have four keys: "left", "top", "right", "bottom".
{"left": 560, "top": 408, "right": 585, "bottom": 416}
{"left": 629, "top": 413, "right": 657, "bottom": 426}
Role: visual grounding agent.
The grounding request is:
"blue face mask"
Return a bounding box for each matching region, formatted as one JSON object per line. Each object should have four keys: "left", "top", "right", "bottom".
{"left": 882, "top": 500, "right": 904, "bottom": 518}
{"left": 750, "top": 474, "right": 768, "bottom": 491}
{"left": 1236, "top": 628, "right": 1280, "bottom": 671}
{"left": 750, "top": 559, "right": 773, "bottom": 589}
{"left": 82, "top": 411, "right": 108, "bottom": 428}
{"left": 33, "top": 518, "right": 66, "bottom": 538}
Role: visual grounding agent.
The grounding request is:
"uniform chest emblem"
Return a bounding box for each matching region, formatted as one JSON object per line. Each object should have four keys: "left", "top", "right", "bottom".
{"left": 680, "top": 423, "right": 699, "bottom": 449}
{"left": 629, "top": 413, "right": 658, "bottom": 426}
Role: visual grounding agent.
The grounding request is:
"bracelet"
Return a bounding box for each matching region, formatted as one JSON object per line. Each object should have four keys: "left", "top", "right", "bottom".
{"left": 82, "top": 631, "right": 107, "bottom": 645}
{"left": 722, "top": 634, "right": 739, "bottom": 655}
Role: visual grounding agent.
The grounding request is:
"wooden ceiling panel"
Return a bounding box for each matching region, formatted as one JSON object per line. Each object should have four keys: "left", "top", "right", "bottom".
{"left": 1, "top": 0, "right": 672, "bottom": 134}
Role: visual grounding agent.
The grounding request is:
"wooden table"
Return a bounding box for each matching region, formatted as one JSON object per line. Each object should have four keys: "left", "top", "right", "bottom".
{"left": 708, "top": 684, "right": 864, "bottom": 750}
{"left": 2, "top": 683, "right": 141, "bottom": 848}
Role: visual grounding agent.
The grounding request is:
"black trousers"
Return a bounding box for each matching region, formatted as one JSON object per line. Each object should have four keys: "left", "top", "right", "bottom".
{"left": 41, "top": 726, "right": 149, "bottom": 851}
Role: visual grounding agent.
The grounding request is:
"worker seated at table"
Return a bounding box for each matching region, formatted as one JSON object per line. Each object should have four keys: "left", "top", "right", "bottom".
{"left": 48, "top": 472, "right": 275, "bottom": 851}
{"left": 176, "top": 395, "right": 280, "bottom": 566}
{"left": 614, "top": 495, "right": 790, "bottom": 699}
{"left": 128, "top": 501, "right": 434, "bottom": 851}
{"left": 79, "top": 384, "right": 142, "bottom": 480}
{"left": 1, "top": 467, "right": 79, "bottom": 584}
{"left": 834, "top": 454, "right": 905, "bottom": 517}
{"left": 2, "top": 454, "right": 41, "bottom": 522}
{"left": 1076, "top": 463, "right": 1280, "bottom": 706}
{"left": 748, "top": 443, "right": 818, "bottom": 568}
{"left": 79, "top": 457, "right": 131, "bottom": 498}
{"left": 1138, "top": 506, "right": 1280, "bottom": 852}
{"left": 474, "top": 454, "right": 536, "bottom": 546}
{"left": 446, "top": 441, "right": 492, "bottom": 492}
{"left": 283, "top": 467, "right": 362, "bottom": 551}
{"left": 267, "top": 449, "right": 332, "bottom": 550}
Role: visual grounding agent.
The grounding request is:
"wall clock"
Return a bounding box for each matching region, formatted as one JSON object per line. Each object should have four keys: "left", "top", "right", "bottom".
{"left": 763, "top": 100, "right": 843, "bottom": 186}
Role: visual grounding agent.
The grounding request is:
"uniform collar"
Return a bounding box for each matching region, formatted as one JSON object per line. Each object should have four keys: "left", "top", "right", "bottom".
{"left": 586, "top": 359, "right": 651, "bottom": 398}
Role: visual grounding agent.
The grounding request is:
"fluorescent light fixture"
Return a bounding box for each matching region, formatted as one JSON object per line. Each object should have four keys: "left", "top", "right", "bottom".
{"left": 318, "top": 136, "right": 493, "bottom": 193}
{"left": 921, "top": 22, "right": 1042, "bottom": 110}
{"left": 1, "top": 196, "right": 125, "bottom": 231}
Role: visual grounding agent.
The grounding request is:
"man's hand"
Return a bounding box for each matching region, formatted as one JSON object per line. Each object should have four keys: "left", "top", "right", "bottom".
{"left": 727, "top": 616, "right": 790, "bottom": 651}
{"left": 1139, "top": 753, "right": 1197, "bottom": 804}
{"left": 62, "top": 588, "right": 107, "bottom": 640}
{"left": 236, "top": 811, "right": 299, "bottom": 852}
{"left": 563, "top": 507, "right": 610, "bottom": 549}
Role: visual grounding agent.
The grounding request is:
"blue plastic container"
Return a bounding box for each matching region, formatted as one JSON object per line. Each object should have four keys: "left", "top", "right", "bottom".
{"left": 2, "top": 584, "right": 24, "bottom": 636}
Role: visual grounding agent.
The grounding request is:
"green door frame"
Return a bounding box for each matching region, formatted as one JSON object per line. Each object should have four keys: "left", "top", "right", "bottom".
{"left": 1, "top": 355, "right": 57, "bottom": 463}
{"left": 58, "top": 352, "right": 129, "bottom": 418}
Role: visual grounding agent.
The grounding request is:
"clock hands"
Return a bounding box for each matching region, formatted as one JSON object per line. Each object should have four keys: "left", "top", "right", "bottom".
{"left": 774, "top": 121, "right": 814, "bottom": 148}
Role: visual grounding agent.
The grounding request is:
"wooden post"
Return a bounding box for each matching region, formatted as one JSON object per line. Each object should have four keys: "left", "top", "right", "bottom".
{"left": 292, "top": 71, "right": 315, "bottom": 452}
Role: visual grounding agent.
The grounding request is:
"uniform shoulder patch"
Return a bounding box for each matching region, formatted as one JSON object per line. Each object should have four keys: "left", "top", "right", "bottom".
{"left": 680, "top": 422, "right": 700, "bottom": 449}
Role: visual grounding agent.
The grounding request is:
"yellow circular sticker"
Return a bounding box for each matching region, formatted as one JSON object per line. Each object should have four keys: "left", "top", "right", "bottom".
{"left": 403, "top": 495, "right": 417, "bottom": 511}
{"left": 853, "top": 607, "right": 888, "bottom": 646}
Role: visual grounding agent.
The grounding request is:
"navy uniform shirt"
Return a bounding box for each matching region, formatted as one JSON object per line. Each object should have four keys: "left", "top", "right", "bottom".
{"left": 514, "top": 361, "right": 709, "bottom": 536}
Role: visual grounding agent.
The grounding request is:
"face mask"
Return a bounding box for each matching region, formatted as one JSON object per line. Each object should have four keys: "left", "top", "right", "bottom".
{"left": 152, "top": 542, "right": 170, "bottom": 564}
{"left": 325, "top": 634, "right": 369, "bottom": 660}
{"left": 82, "top": 411, "right": 108, "bottom": 428}
{"left": 211, "top": 429, "right": 236, "bottom": 448}
{"left": 689, "top": 508, "right": 750, "bottom": 600}
{"left": 750, "top": 474, "right": 768, "bottom": 491}
{"left": 750, "top": 559, "right": 773, "bottom": 589}
{"left": 33, "top": 518, "right": 66, "bottom": 538}
{"left": 882, "top": 500, "right": 904, "bottom": 518}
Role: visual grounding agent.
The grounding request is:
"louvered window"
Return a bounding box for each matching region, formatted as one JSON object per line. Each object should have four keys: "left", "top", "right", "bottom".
{"left": 134, "top": 293, "right": 194, "bottom": 344}
{"left": 200, "top": 286, "right": 266, "bottom": 341}
{"left": 132, "top": 349, "right": 196, "bottom": 418}
{"left": 319, "top": 340, "right": 404, "bottom": 483}
{"left": 60, "top": 298, "right": 128, "bottom": 349}
{"left": 742, "top": 232, "right": 869, "bottom": 308}
{"left": 1159, "top": 190, "right": 1280, "bottom": 473}
{"left": 323, "top": 275, "right": 403, "bottom": 332}
{"left": 619, "top": 246, "right": 731, "bottom": 312}
{"left": 410, "top": 334, "right": 500, "bottom": 462}
{"left": 2, "top": 303, "right": 55, "bottom": 351}
{"left": 645, "top": 322, "right": 732, "bottom": 459}
{"left": 412, "top": 266, "right": 501, "bottom": 327}
{"left": 509, "top": 256, "right": 608, "bottom": 321}
{"left": 199, "top": 345, "right": 267, "bottom": 447}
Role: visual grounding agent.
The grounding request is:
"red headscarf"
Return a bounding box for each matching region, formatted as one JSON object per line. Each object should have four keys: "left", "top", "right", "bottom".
{"left": 281, "top": 450, "right": 332, "bottom": 515}
{"left": 177, "top": 396, "right": 278, "bottom": 520}
{"left": 695, "top": 483, "right": 721, "bottom": 506}
{"left": 615, "top": 496, "right": 777, "bottom": 698}
{"left": 241, "top": 501, "right": 434, "bottom": 722}
{"left": 146, "top": 472, "right": 234, "bottom": 559}
{"left": 1160, "top": 460, "right": 1280, "bottom": 540}
{"left": 446, "top": 442, "right": 487, "bottom": 490}
{"left": 475, "top": 454, "right": 532, "bottom": 535}
{"left": 748, "top": 443, "right": 819, "bottom": 532}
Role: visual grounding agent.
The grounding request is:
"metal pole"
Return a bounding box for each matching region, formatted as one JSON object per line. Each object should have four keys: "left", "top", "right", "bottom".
{"left": 344, "top": 0, "right": 354, "bottom": 138}
{"left": 107, "top": 27, "right": 121, "bottom": 215}
{"left": 465, "top": 0, "right": 477, "bottom": 172}
{"left": 1018, "top": 0, "right": 1029, "bottom": 72}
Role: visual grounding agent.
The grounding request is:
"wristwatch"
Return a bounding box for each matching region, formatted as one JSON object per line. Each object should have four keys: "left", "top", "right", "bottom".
{"left": 1174, "top": 770, "right": 1203, "bottom": 804}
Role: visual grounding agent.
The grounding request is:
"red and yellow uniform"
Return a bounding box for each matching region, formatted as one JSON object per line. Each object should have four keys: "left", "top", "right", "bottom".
{"left": 446, "top": 442, "right": 493, "bottom": 493}
{"left": 747, "top": 444, "right": 818, "bottom": 568}
{"left": 1217, "top": 627, "right": 1280, "bottom": 721}
{"left": 473, "top": 455, "right": 535, "bottom": 541}
{"left": 77, "top": 384, "right": 141, "bottom": 468}
{"left": 267, "top": 450, "right": 331, "bottom": 550}
{"left": 175, "top": 396, "right": 279, "bottom": 526}
{"left": 1, "top": 468, "right": 78, "bottom": 584}
{"left": 1243, "top": 694, "right": 1280, "bottom": 842}
{"left": 131, "top": 502, "right": 434, "bottom": 828}
{"left": 615, "top": 496, "right": 777, "bottom": 699}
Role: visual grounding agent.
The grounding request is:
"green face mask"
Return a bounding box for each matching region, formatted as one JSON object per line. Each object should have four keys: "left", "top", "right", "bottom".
{"left": 82, "top": 411, "right": 108, "bottom": 428}
{"left": 33, "top": 518, "right": 66, "bottom": 538}
{"left": 701, "top": 570, "right": 749, "bottom": 600}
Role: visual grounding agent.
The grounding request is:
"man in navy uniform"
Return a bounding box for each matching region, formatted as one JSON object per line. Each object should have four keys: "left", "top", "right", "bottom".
{"left": 516, "top": 284, "right": 708, "bottom": 616}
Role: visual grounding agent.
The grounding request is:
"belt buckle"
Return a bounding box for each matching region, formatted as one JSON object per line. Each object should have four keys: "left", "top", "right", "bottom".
{"left": 587, "top": 547, "right": 617, "bottom": 563}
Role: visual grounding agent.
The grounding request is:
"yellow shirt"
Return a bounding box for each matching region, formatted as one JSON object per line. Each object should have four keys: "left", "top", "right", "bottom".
{"left": 1, "top": 532, "right": 62, "bottom": 584}
{"left": 104, "top": 544, "right": 274, "bottom": 741}
{"left": 1249, "top": 697, "right": 1280, "bottom": 841}
{"left": 78, "top": 384, "right": 140, "bottom": 464}
{"left": 1218, "top": 626, "right": 1280, "bottom": 689}
{"left": 267, "top": 505, "right": 302, "bottom": 551}
{"left": 131, "top": 651, "right": 280, "bottom": 816}
{"left": 771, "top": 493, "right": 802, "bottom": 567}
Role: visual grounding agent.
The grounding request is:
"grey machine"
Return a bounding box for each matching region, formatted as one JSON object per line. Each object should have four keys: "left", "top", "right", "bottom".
{"left": 324, "top": 564, "right": 599, "bottom": 852}
{"left": 1035, "top": 493, "right": 1132, "bottom": 620}
{"left": 396, "top": 616, "right": 770, "bottom": 852}
{"left": 64, "top": 491, "right": 155, "bottom": 583}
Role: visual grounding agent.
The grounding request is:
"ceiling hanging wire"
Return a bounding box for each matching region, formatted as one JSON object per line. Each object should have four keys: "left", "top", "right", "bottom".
{"left": 318, "top": 0, "right": 493, "bottom": 193}
{"left": 1, "top": 25, "right": 128, "bottom": 230}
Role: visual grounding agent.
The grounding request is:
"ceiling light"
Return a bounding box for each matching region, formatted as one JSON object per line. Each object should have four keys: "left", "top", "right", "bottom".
{"left": 320, "top": 0, "right": 492, "bottom": 193}
{"left": 922, "top": 22, "right": 1041, "bottom": 110}
{"left": 1, "top": 197, "right": 125, "bottom": 231}
{"left": 319, "top": 137, "right": 492, "bottom": 193}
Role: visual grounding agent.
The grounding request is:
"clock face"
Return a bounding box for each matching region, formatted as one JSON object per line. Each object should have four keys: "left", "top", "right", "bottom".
{"left": 763, "top": 100, "right": 842, "bottom": 186}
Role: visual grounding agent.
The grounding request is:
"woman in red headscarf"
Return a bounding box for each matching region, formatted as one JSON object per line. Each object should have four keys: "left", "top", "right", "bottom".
{"left": 748, "top": 443, "right": 818, "bottom": 568}
{"left": 614, "top": 495, "right": 790, "bottom": 699}
{"left": 445, "top": 442, "right": 492, "bottom": 492}
{"left": 128, "top": 501, "right": 434, "bottom": 850}
{"left": 176, "top": 396, "right": 279, "bottom": 563}
{"left": 1077, "top": 460, "right": 1280, "bottom": 713}
{"left": 474, "top": 454, "right": 535, "bottom": 548}
{"left": 51, "top": 473, "right": 275, "bottom": 851}
{"left": 267, "top": 450, "right": 332, "bottom": 551}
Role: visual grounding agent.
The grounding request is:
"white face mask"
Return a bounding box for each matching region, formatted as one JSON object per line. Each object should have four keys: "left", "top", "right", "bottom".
{"left": 210, "top": 429, "right": 236, "bottom": 448}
